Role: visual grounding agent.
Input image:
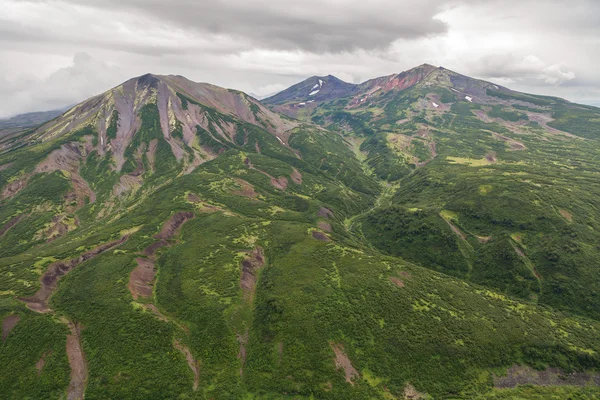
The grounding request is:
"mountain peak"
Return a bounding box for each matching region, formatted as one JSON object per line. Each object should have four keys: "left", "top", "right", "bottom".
{"left": 263, "top": 74, "right": 357, "bottom": 110}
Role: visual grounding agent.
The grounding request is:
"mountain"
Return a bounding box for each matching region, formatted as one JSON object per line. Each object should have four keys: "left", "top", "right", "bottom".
{"left": 0, "top": 109, "right": 66, "bottom": 131}
{"left": 2, "top": 68, "right": 600, "bottom": 399}
{"left": 264, "top": 74, "right": 358, "bottom": 118}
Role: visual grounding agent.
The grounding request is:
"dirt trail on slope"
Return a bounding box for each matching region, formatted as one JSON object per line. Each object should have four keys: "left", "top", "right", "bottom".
{"left": 174, "top": 339, "right": 200, "bottom": 391}
{"left": 1, "top": 177, "right": 28, "bottom": 200}
{"left": 330, "top": 342, "right": 359, "bottom": 385}
{"left": 240, "top": 247, "right": 265, "bottom": 302}
{"left": 317, "top": 207, "right": 334, "bottom": 219}
{"left": 128, "top": 258, "right": 156, "bottom": 300}
{"left": 128, "top": 212, "right": 194, "bottom": 299}
{"left": 232, "top": 178, "right": 258, "bottom": 198}
{"left": 312, "top": 231, "right": 331, "bottom": 242}
{"left": 20, "top": 235, "right": 129, "bottom": 313}
{"left": 389, "top": 277, "right": 405, "bottom": 288}
{"left": 494, "top": 365, "right": 600, "bottom": 388}
{"left": 290, "top": 168, "right": 302, "bottom": 184}
{"left": 442, "top": 217, "right": 467, "bottom": 241}
{"left": 36, "top": 351, "right": 52, "bottom": 375}
{"left": 2, "top": 314, "right": 20, "bottom": 341}
{"left": 0, "top": 215, "right": 23, "bottom": 237}
{"left": 154, "top": 212, "right": 194, "bottom": 241}
{"left": 125, "top": 211, "right": 201, "bottom": 391}
{"left": 237, "top": 330, "right": 249, "bottom": 376}
{"left": 244, "top": 157, "right": 289, "bottom": 190}
{"left": 66, "top": 321, "right": 88, "bottom": 400}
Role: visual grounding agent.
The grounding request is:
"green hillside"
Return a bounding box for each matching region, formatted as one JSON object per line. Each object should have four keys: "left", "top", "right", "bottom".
{"left": 2, "top": 68, "right": 600, "bottom": 399}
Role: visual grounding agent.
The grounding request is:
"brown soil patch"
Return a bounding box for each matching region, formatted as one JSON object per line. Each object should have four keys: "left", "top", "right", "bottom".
{"left": 36, "top": 350, "right": 52, "bottom": 375}
{"left": 312, "top": 231, "right": 331, "bottom": 242}
{"left": 237, "top": 330, "right": 249, "bottom": 376}
{"left": 389, "top": 277, "right": 405, "bottom": 288}
{"left": 128, "top": 258, "right": 156, "bottom": 300}
{"left": 70, "top": 172, "right": 96, "bottom": 207}
{"left": 174, "top": 339, "right": 200, "bottom": 391}
{"left": 20, "top": 236, "right": 129, "bottom": 313}
{"left": 330, "top": 342, "right": 359, "bottom": 385}
{"left": 404, "top": 383, "right": 427, "bottom": 399}
{"left": 0, "top": 215, "right": 23, "bottom": 237}
{"left": 2, "top": 314, "right": 20, "bottom": 341}
{"left": 232, "top": 178, "right": 258, "bottom": 198}
{"left": 66, "top": 321, "right": 88, "bottom": 400}
{"left": 290, "top": 168, "right": 302, "bottom": 185}
{"left": 155, "top": 211, "right": 194, "bottom": 240}
{"left": 1, "top": 177, "right": 28, "bottom": 199}
{"left": 494, "top": 365, "right": 600, "bottom": 389}
{"left": 477, "top": 235, "right": 492, "bottom": 243}
{"left": 485, "top": 152, "right": 497, "bottom": 163}
{"left": 129, "top": 213, "right": 194, "bottom": 299}
{"left": 317, "top": 207, "right": 334, "bottom": 219}
{"left": 240, "top": 247, "right": 265, "bottom": 301}
{"left": 186, "top": 193, "right": 201, "bottom": 203}
{"left": 560, "top": 209, "right": 573, "bottom": 222}
{"left": 318, "top": 221, "right": 332, "bottom": 232}
{"left": 399, "top": 271, "right": 411, "bottom": 279}
{"left": 270, "top": 176, "right": 288, "bottom": 190}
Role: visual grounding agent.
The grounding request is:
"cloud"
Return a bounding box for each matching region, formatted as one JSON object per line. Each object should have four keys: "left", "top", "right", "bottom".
{"left": 468, "top": 54, "right": 576, "bottom": 86}
{"left": 8, "top": 0, "right": 448, "bottom": 53}
{"left": 0, "top": 0, "right": 599, "bottom": 116}
{"left": 0, "top": 52, "right": 122, "bottom": 118}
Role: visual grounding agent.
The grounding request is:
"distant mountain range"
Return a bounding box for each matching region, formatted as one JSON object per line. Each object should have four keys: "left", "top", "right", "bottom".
{"left": 0, "top": 108, "right": 69, "bottom": 131}
{"left": 1, "top": 65, "right": 600, "bottom": 399}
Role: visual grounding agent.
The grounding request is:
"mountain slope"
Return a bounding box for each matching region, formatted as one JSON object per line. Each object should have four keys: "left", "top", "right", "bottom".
{"left": 268, "top": 64, "right": 600, "bottom": 319}
{"left": 1, "top": 70, "right": 600, "bottom": 399}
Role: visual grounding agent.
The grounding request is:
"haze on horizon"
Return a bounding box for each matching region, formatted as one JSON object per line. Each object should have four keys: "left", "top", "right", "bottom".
{"left": 1, "top": 0, "right": 599, "bottom": 118}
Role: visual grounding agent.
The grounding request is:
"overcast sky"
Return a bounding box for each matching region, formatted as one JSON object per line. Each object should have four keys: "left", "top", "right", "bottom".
{"left": 1, "top": 0, "right": 599, "bottom": 118}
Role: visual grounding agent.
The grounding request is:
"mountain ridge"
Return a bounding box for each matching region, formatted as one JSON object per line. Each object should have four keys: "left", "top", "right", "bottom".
{"left": 2, "top": 65, "right": 600, "bottom": 399}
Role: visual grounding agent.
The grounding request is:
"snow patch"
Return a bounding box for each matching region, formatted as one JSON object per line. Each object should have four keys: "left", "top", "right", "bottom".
{"left": 307, "top": 100, "right": 315, "bottom": 103}
{"left": 493, "top": 85, "right": 499, "bottom": 89}
{"left": 311, "top": 83, "right": 319, "bottom": 90}
{"left": 309, "top": 89, "right": 320, "bottom": 96}
{"left": 318, "top": 79, "right": 324, "bottom": 87}
{"left": 298, "top": 102, "right": 306, "bottom": 106}
{"left": 450, "top": 88, "right": 459, "bottom": 92}
{"left": 100, "top": 136, "right": 104, "bottom": 146}
{"left": 432, "top": 102, "right": 439, "bottom": 108}
{"left": 465, "top": 96, "right": 473, "bottom": 102}
{"left": 276, "top": 137, "right": 283, "bottom": 144}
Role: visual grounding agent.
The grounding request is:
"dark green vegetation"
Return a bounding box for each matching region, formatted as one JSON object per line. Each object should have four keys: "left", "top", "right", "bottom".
{"left": 2, "top": 68, "right": 600, "bottom": 399}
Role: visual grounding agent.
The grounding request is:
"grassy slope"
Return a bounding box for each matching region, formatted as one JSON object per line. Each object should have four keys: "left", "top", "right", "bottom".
{"left": 1, "top": 85, "right": 600, "bottom": 399}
